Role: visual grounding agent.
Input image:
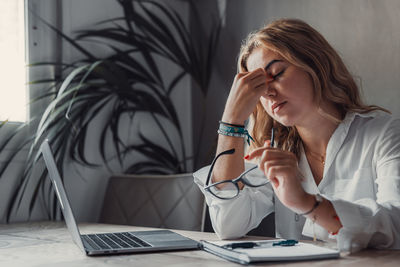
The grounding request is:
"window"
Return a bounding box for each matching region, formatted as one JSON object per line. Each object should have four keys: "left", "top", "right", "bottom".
{"left": 0, "top": 1, "right": 27, "bottom": 122}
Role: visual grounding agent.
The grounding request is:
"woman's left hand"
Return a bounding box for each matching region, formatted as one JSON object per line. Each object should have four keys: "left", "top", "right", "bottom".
{"left": 246, "top": 141, "right": 313, "bottom": 213}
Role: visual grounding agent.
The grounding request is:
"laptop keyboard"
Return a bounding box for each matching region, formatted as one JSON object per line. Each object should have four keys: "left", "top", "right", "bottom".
{"left": 82, "top": 232, "right": 152, "bottom": 250}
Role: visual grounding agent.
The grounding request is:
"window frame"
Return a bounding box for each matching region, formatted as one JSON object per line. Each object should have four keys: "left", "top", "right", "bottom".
{"left": 0, "top": 0, "right": 61, "bottom": 155}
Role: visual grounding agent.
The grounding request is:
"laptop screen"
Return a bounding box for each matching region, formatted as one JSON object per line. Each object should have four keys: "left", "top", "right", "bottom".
{"left": 41, "top": 140, "right": 86, "bottom": 252}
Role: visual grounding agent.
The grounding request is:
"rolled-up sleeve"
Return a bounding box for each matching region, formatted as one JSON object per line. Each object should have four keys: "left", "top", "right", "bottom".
{"left": 330, "top": 118, "right": 400, "bottom": 252}
{"left": 193, "top": 163, "right": 275, "bottom": 239}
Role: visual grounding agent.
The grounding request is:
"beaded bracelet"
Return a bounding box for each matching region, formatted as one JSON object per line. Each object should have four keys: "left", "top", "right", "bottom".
{"left": 217, "top": 123, "right": 255, "bottom": 145}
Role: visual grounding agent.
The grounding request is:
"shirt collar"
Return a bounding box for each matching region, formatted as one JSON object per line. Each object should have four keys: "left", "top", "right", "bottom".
{"left": 343, "top": 110, "right": 379, "bottom": 122}
{"left": 301, "top": 110, "right": 378, "bottom": 190}
{"left": 334, "top": 110, "right": 378, "bottom": 144}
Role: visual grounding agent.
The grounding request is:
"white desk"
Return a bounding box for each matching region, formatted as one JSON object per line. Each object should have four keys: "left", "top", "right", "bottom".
{"left": 0, "top": 221, "right": 399, "bottom": 266}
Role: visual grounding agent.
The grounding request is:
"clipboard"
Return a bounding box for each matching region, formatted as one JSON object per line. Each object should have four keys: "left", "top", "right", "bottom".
{"left": 199, "top": 239, "right": 340, "bottom": 264}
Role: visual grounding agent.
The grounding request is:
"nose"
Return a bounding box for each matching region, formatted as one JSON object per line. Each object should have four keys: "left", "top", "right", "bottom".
{"left": 265, "top": 85, "right": 277, "bottom": 98}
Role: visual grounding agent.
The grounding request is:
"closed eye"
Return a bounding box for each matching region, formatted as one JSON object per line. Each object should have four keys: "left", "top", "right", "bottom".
{"left": 272, "top": 69, "right": 285, "bottom": 80}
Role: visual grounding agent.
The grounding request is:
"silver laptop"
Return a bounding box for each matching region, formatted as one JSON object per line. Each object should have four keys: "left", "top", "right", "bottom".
{"left": 40, "top": 139, "right": 199, "bottom": 256}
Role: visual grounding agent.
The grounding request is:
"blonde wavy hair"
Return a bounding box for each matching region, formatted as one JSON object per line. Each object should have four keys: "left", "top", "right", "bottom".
{"left": 239, "top": 18, "right": 388, "bottom": 158}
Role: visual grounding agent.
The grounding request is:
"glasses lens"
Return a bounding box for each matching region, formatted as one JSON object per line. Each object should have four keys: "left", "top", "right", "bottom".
{"left": 208, "top": 181, "right": 238, "bottom": 199}
{"left": 241, "top": 173, "right": 269, "bottom": 187}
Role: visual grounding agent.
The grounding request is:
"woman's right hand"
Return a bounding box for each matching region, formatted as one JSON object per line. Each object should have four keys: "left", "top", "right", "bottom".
{"left": 221, "top": 68, "right": 272, "bottom": 124}
{"left": 214, "top": 68, "right": 271, "bottom": 184}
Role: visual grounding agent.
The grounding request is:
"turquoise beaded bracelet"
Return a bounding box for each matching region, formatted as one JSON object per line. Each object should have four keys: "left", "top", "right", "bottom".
{"left": 217, "top": 123, "right": 255, "bottom": 145}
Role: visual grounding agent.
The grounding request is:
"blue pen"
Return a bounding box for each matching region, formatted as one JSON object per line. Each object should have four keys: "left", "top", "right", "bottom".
{"left": 222, "top": 239, "right": 298, "bottom": 249}
{"left": 270, "top": 127, "right": 275, "bottom": 148}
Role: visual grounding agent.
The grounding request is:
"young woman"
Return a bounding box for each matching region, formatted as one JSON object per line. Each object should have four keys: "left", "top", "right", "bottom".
{"left": 194, "top": 18, "right": 400, "bottom": 252}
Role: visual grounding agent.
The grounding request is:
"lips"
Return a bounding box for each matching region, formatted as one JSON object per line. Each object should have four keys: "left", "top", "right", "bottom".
{"left": 271, "top": 101, "right": 287, "bottom": 113}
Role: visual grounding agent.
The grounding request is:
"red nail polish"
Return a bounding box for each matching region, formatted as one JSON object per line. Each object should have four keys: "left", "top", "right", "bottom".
{"left": 330, "top": 231, "right": 338, "bottom": 236}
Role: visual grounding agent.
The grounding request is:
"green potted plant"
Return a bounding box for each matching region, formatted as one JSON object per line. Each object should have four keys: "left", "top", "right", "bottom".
{"left": 6, "top": 0, "right": 220, "bottom": 223}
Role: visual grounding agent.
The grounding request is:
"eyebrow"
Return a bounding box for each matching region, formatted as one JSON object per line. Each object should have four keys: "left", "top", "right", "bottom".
{"left": 264, "top": 59, "right": 283, "bottom": 71}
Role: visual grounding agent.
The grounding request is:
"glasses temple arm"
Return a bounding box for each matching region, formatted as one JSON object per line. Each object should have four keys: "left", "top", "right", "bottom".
{"left": 205, "top": 148, "right": 235, "bottom": 185}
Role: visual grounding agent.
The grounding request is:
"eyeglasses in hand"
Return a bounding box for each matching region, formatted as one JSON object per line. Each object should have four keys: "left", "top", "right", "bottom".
{"left": 204, "top": 148, "right": 270, "bottom": 200}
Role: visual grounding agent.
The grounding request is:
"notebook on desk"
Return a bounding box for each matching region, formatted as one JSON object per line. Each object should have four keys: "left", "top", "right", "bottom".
{"left": 200, "top": 239, "right": 340, "bottom": 265}
{"left": 40, "top": 139, "right": 199, "bottom": 256}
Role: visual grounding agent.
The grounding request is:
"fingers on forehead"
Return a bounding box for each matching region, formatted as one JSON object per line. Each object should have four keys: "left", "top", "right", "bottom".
{"left": 242, "top": 70, "right": 265, "bottom": 82}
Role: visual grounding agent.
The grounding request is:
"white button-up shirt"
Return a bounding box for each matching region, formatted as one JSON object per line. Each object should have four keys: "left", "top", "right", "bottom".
{"left": 194, "top": 111, "right": 400, "bottom": 252}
